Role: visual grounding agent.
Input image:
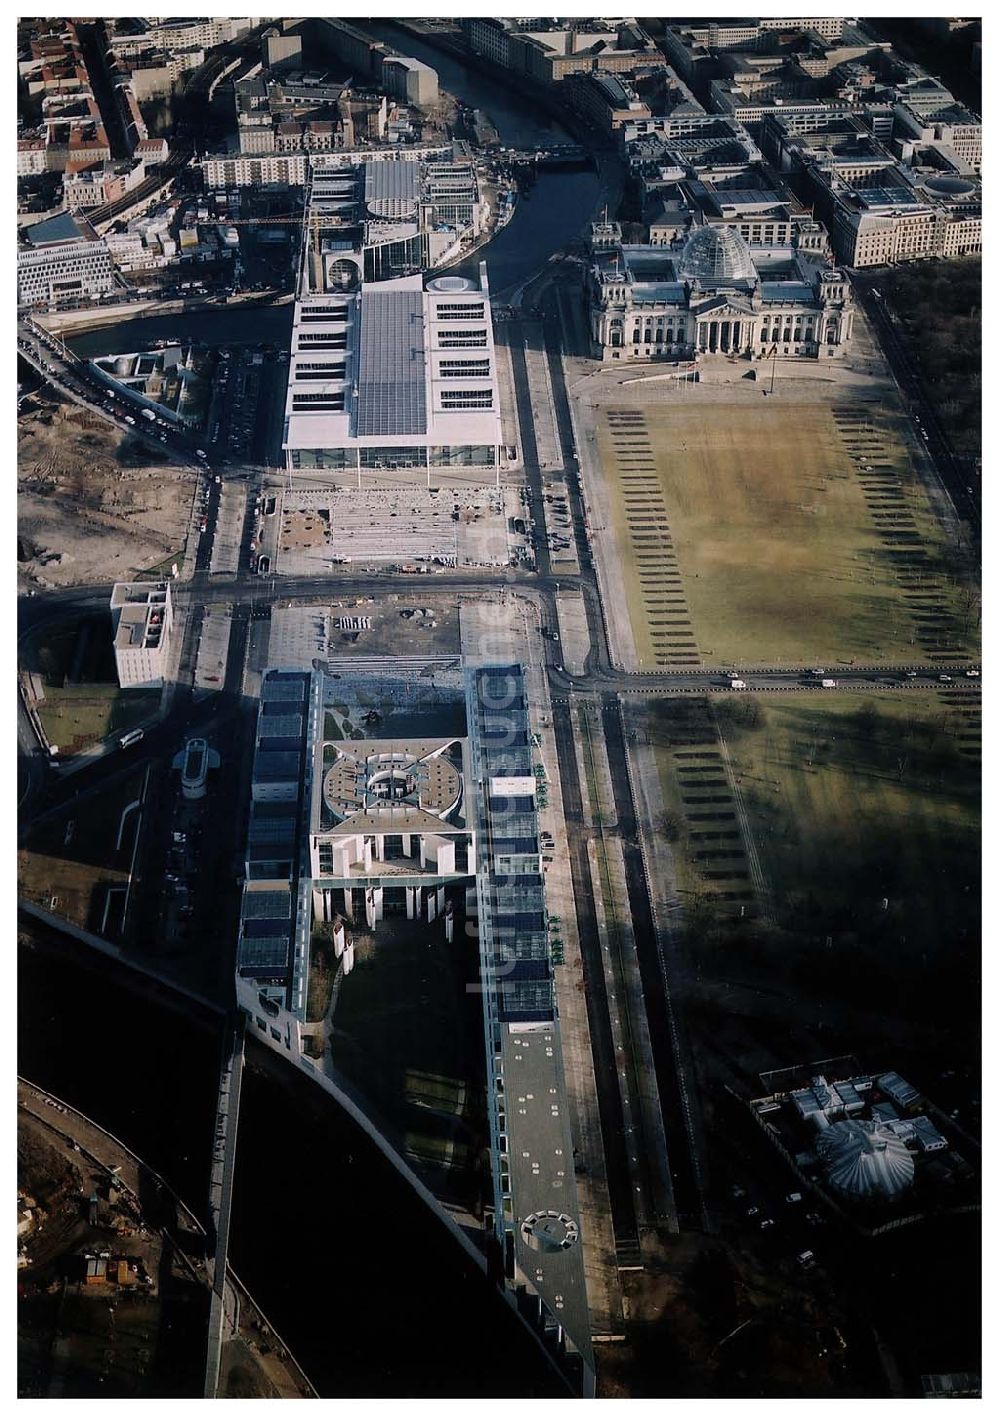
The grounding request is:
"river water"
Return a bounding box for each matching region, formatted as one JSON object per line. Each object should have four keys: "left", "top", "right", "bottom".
{"left": 362, "top": 21, "right": 601, "bottom": 297}
{"left": 18, "top": 934, "right": 560, "bottom": 1396}
{"left": 67, "top": 23, "right": 600, "bottom": 360}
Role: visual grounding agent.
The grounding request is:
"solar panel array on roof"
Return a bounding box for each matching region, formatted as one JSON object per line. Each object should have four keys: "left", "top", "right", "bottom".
{"left": 257, "top": 713, "right": 303, "bottom": 739}
{"left": 857, "top": 185, "right": 922, "bottom": 207}
{"left": 494, "top": 880, "right": 544, "bottom": 910}
{"left": 253, "top": 750, "right": 302, "bottom": 782}
{"left": 238, "top": 935, "right": 292, "bottom": 972}
{"left": 484, "top": 746, "right": 533, "bottom": 774}
{"left": 492, "top": 833, "right": 538, "bottom": 852}
{"left": 262, "top": 674, "right": 309, "bottom": 702}
{"left": 493, "top": 929, "right": 548, "bottom": 960}
{"left": 246, "top": 859, "right": 292, "bottom": 881}
{"left": 24, "top": 211, "right": 87, "bottom": 246}
{"left": 761, "top": 282, "right": 816, "bottom": 302}
{"left": 498, "top": 976, "right": 554, "bottom": 1020}
{"left": 475, "top": 669, "right": 525, "bottom": 706}
{"left": 262, "top": 699, "right": 300, "bottom": 716}
{"left": 248, "top": 813, "right": 296, "bottom": 845}
{"left": 355, "top": 289, "right": 427, "bottom": 438}
{"left": 243, "top": 889, "right": 292, "bottom": 919}
{"left": 480, "top": 712, "right": 528, "bottom": 742}
{"left": 470, "top": 663, "right": 556, "bottom": 1024}
{"left": 364, "top": 159, "right": 419, "bottom": 207}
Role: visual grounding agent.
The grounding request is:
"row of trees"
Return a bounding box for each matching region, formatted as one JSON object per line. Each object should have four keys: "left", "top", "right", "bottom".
{"left": 881, "top": 258, "right": 982, "bottom": 465}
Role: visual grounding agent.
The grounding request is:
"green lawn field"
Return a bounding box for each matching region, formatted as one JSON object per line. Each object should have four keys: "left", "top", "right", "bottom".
{"left": 598, "top": 399, "right": 978, "bottom": 668}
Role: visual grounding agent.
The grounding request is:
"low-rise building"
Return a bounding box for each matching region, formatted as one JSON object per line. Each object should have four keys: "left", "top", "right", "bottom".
{"left": 17, "top": 136, "right": 48, "bottom": 177}
{"left": 110, "top": 581, "right": 173, "bottom": 690}
{"left": 765, "top": 110, "right": 982, "bottom": 266}
{"left": 63, "top": 159, "right": 145, "bottom": 211}
{"left": 136, "top": 136, "right": 169, "bottom": 166}
{"left": 892, "top": 99, "right": 981, "bottom": 175}
{"left": 565, "top": 71, "right": 652, "bottom": 133}
{"left": 173, "top": 737, "right": 221, "bottom": 801}
{"left": 107, "top": 16, "right": 252, "bottom": 60}
{"left": 462, "top": 17, "right": 666, "bottom": 84}
{"left": 745, "top": 1060, "right": 977, "bottom": 1236}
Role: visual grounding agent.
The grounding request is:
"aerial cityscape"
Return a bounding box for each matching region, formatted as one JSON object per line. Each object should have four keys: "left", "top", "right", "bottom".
{"left": 16, "top": 12, "right": 981, "bottom": 1401}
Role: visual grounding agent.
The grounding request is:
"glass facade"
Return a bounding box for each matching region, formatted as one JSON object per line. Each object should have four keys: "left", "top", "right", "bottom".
{"left": 359, "top": 445, "right": 427, "bottom": 469}
{"left": 289, "top": 447, "right": 355, "bottom": 470}
{"left": 429, "top": 444, "right": 496, "bottom": 467}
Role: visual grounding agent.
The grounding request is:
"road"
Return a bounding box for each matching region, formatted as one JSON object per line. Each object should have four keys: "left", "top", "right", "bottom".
{"left": 17, "top": 315, "right": 207, "bottom": 468}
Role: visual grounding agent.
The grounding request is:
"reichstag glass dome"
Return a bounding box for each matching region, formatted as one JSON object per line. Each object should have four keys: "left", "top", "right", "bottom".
{"left": 676, "top": 225, "right": 757, "bottom": 285}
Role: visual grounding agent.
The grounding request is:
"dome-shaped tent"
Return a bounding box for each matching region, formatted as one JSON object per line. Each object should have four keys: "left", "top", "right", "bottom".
{"left": 815, "top": 1119, "right": 915, "bottom": 1201}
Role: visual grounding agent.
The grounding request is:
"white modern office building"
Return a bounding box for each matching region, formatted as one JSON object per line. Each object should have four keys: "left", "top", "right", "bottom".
{"left": 17, "top": 212, "right": 117, "bottom": 309}
{"left": 282, "top": 155, "right": 501, "bottom": 479}
{"left": 236, "top": 663, "right": 594, "bottom": 1394}
{"left": 110, "top": 581, "right": 173, "bottom": 689}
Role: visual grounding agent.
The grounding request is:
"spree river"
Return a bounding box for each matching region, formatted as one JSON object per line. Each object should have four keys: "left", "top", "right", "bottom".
{"left": 19, "top": 935, "right": 562, "bottom": 1397}
{"left": 362, "top": 21, "right": 602, "bottom": 296}
{"left": 68, "top": 24, "right": 601, "bottom": 359}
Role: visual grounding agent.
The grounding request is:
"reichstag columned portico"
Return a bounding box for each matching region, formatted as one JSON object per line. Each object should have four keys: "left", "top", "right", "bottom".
{"left": 589, "top": 223, "right": 854, "bottom": 363}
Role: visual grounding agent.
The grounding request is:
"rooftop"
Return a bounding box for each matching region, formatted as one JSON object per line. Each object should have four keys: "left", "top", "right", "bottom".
{"left": 23, "top": 210, "right": 95, "bottom": 246}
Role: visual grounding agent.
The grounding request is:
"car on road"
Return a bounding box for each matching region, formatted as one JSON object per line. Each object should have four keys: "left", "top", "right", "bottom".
{"left": 965, "top": 670, "right": 980, "bottom": 678}
{"left": 938, "top": 674, "right": 953, "bottom": 683}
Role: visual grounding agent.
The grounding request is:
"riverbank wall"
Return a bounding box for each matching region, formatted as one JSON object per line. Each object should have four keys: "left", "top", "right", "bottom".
{"left": 41, "top": 292, "right": 293, "bottom": 334}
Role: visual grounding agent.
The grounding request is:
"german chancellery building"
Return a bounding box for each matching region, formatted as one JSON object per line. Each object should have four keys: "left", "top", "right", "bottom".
{"left": 588, "top": 222, "right": 854, "bottom": 362}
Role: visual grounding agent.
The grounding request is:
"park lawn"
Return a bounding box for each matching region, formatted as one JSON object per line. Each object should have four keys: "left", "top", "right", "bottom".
{"left": 17, "top": 851, "right": 130, "bottom": 931}
{"left": 598, "top": 398, "right": 976, "bottom": 668}
{"left": 37, "top": 684, "right": 160, "bottom": 757}
{"left": 648, "top": 696, "right": 752, "bottom": 919}
{"left": 18, "top": 764, "right": 148, "bottom": 930}
{"left": 720, "top": 691, "right": 980, "bottom": 964}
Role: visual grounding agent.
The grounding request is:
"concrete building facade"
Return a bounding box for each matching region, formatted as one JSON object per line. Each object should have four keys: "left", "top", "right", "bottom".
{"left": 17, "top": 212, "right": 117, "bottom": 308}
{"left": 282, "top": 155, "right": 499, "bottom": 478}
{"left": 110, "top": 581, "right": 173, "bottom": 690}
{"left": 462, "top": 17, "right": 665, "bottom": 85}
{"left": 589, "top": 223, "right": 852, "bottom": 361}
{"left": 236, "top": 663, "right": 594, "bottom": 1392}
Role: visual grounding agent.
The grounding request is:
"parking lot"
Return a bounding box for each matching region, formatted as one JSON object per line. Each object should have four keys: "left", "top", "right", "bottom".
{"left": 205, "top": 343, "right": 287, "bottom": 465}
{"left": 194, "top": 609, "right": 232, "bottom": 690}
{"left": 209, "top": 484, "right": 246, "bottom": 575}
{"left": 541, "top": 478, "right": 581, "bottom": 574}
